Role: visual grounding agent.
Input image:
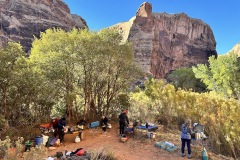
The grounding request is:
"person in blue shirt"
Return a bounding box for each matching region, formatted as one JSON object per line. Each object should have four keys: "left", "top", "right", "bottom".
{"left": 180, "top": 118, "right": 193, "bottom": 159}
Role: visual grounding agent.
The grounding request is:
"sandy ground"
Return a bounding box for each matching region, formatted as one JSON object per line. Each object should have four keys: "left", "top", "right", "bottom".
{"left": 46, "top": 123, "right": 232, "bottom": 160}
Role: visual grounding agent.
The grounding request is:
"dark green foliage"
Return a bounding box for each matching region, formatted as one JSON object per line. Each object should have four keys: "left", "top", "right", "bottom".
{"left": 166, "top": 67, "right": 207, "bottom": 92}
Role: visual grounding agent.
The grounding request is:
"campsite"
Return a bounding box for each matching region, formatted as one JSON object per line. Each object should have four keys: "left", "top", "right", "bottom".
{"left": 1, "top": 121, "right": 234, "bottom": 160}
{"left": 0, "top": 1, "right": 240, "bottom": 160}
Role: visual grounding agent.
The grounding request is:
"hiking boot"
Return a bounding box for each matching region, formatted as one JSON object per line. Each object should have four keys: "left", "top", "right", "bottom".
{"left": 181, "top": 153, "right": 185, "bottom": 157}
{"left": 188, "top": 154, "right": 191, "bottom": 159}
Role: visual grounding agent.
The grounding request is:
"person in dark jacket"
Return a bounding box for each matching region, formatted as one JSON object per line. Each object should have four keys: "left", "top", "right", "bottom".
{"left": 100, "top": 115, "right": 108, "bottom": 133}
{"left": 119, "top": 110, "right": 129, "bottom": 136}
{"left": 58, "top": 117, "right": 66, "bottom": 143}
{"left": 180, "top": 118, "right": 193, "bottom": 159}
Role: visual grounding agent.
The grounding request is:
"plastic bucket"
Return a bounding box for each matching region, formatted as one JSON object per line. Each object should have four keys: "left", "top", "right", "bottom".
{"left": 35, "top": 136, "right": 43, "bottom": 146}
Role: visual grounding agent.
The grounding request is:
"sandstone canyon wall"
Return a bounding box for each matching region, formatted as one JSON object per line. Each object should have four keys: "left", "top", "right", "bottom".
{"left": 0, "top": 0, "right": 87, "bottom": 52}
{"left": 229, "top": 43, "right": 240, "bottom": 57}
{"left": 112, "top": 2, "right": 217, "bottom": 78}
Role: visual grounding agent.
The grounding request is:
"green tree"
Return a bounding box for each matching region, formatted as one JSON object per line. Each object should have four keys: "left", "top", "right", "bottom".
{"left": 167, "top": 67, "right": 207, "bottom": 92}
{"left": 193, "top": 52, "right": 240, "bottom": 99}
{"left": 0, "top": 42, "right": 54, "bottom": 125}
{"left": 76, "top": 28, "right": 142, "bottom": 118}
{"left": 30, "top": 28, "right": 142, "bottom": 120}
{"left": 0, "top": 42, "right": 26, "bottom": 117}
{"left": 30, "top": 28, "right": 81, "bottom": 121}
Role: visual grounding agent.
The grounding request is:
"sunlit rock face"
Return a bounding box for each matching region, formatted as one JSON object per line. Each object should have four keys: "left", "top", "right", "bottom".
{"left": 0, "top": 0, "right": 87, "bottom": 52}
{"left": 112, "top": 2, "right": 217, "bottom": 78}
{"left": 229, "top": 43, "right": 240, "bottom": 57}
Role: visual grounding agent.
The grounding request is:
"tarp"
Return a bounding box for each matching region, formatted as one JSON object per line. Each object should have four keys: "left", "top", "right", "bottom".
{"left": 137, "top": 124, "right": 158, "bottom": 131}
{"left": 125, "top": 127, "right": 134, "bottom": 133}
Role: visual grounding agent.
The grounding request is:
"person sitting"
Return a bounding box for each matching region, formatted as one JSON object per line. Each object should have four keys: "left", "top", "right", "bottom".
{"left": 77, "top": 118, "right": 87, "bottom": 140}
{"left": 100, "top": 115, "right": 108, "bottom": 133}
{"left": 77, "top": 119, "right": 87, "bottom": 126}
{"left": 77, "top": 118, "right": 87, "bottom": 130}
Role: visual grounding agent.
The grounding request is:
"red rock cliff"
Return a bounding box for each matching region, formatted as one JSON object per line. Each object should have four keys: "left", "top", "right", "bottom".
{"left": 0, "top": 0, "right": 87, "bottom": 52}
{"left": 112, "top": 2, "right": 217, "bottom": 78}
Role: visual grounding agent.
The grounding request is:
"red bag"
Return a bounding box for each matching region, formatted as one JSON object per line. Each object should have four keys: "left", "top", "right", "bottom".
{"left": 76, "top": 148, "right": 84, "bottom": 156}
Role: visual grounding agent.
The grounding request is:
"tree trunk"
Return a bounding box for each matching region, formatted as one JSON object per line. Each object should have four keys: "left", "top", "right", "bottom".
{"left": 3, "top": 88, "right": 7, "bottom": 117}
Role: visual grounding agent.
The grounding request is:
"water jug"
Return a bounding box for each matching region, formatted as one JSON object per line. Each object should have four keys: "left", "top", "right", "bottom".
{"left": 151, "top": 133, "right": 156, "bottom": 139}
{"left": 75, "top": 136, "right": 81, "bottom": 143}
{"left": 202, "top": 147, "right": 208, "bottom": 160}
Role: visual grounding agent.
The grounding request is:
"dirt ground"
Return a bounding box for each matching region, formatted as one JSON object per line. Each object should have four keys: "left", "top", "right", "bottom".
{"left": 45, "top": 123, "right": 233, "bottom": 160}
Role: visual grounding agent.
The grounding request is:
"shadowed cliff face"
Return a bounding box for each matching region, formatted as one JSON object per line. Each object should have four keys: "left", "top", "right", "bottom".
{"left": 112, "top": 2, "right": 217, "bottom": 78}
{"left": 0, "top": 0, "right": 87, "bottom": 52}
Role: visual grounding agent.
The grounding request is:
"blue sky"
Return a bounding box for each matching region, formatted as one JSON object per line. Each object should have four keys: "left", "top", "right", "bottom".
{"left": 63, "top": 0, "right": 240, "bottom": 54}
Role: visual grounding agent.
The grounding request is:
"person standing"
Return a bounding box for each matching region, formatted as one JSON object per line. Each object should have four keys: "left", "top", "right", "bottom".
{"left": 119, "top": 110, "right": 129, "bottom": 136}
{"left": 58, "top": 117, "right": 66, "bottom": 143}
{"left": 181, "top": 118, "right": 193, "bottom": 159}
{"left": 100, "top": 115, "right": 108, "bottom": 133}
{"left": 51, "top": 117, "right": 59, "bottom": 137}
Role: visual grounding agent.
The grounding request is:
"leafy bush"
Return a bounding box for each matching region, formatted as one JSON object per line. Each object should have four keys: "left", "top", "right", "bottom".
{"left": 129, "top": 79, "right": 240, "bottom": 158}
{"left": 0, "top": 136, "right": 47, "bottom": 160}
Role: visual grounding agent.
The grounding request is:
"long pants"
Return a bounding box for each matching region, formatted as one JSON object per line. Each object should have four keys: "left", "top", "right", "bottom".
{"left": 58, "top": 131, "right": 65, "bottom": 143}
{"left": 119, "top": 122, "right": 126, "bottom": 134}
{"left": 181, "top": 138, "right": 191, "bottom": 154}
{"left": 102, "top": 126, "right": 107, "bottom": 132}
{"left": 78, "top": 130, "right": 83, "bottom": 140}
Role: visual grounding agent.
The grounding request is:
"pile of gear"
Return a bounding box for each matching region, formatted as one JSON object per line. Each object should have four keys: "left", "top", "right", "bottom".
{"left": 155, "top": 141, "right": 178, "bottom": 153}
{"left": 47, "top": 148, "right": 91, "bottom": 160}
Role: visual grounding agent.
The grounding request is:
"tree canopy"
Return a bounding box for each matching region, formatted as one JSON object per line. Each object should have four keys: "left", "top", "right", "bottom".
{"left": 167, "top": 67, "right": 207, "bottom": 92}
{"left": 192, "top": 52, "right": 240, "bottom": 99}
{"left": 29, "top": 28, "right": 142, "bottom": 120}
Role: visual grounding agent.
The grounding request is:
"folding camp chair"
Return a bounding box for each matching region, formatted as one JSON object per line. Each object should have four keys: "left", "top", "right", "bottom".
{"left": 88, "top": 121, "right": 99, "bottom": 136}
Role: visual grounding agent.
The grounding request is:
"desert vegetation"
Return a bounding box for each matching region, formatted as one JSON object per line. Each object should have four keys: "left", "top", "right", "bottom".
{"left": 0, "top": 28, "right": 239, "bottom": 159}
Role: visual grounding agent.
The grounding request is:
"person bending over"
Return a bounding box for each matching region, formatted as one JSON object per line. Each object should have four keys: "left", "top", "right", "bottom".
{"left": 100, "top": 115, "right": 108, "bottom": 133}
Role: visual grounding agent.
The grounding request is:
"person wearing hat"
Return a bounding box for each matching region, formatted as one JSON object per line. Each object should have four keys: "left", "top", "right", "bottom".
{"left": 180, "top": 118, "right": 193, "bottom": 159}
